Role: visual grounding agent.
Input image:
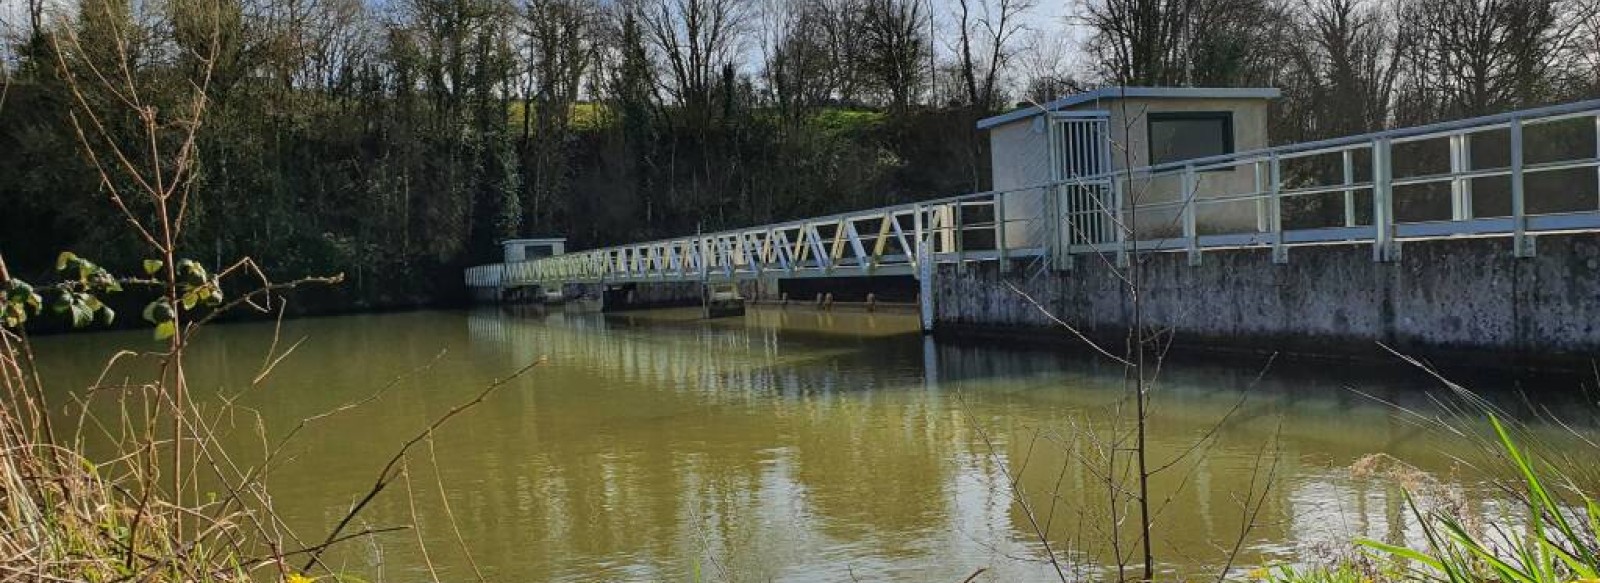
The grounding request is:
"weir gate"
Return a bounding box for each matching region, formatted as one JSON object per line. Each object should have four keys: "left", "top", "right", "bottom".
{"left": 466, "top": 91, "right": 1600, "bottom": 360}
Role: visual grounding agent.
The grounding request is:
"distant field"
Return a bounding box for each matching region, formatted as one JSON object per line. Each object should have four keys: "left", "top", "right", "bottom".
{"left": 507, "top": 102, "right": 610, "bottom": 132}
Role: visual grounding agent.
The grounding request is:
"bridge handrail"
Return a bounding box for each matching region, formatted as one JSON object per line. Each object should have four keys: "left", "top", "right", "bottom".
{"left": 466, "top": 98, "right": 1600, "bottom": 287}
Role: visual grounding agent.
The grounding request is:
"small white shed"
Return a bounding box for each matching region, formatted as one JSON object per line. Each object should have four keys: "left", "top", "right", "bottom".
{"left": 502, "top": 238, "right": 566, "bottom": 263}
{"left": 978, "top": 87, "right": 1280, "bottom": 250}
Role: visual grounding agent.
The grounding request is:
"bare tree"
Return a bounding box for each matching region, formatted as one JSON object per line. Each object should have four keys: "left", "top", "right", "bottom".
{"left": 638, "top": 0, "right": 744, "bottom": 118}
{"left": 1570, "top": 4, "right": 1600, "bottom": 99}
{"left": 952, "top": 0, "right": 1035, "bottom": 110}
{"left": 1276, "top": 0, "right": 1406, "bottom": 141}
{"left": 1080, "top": 0, "right": 1281, "bottom": 86}
{"left": 814, "top": 0, "right": 871, "bottom": 104}
{"left": 519, "top": 0, "right": 597, "bottom": 228}
{"left": 1015, "top": 28, "right": 1086, "bottom": 105}
{"left": 860, "top": 0, "right": 926, "bottom": 111}
{"left": 1394, "top": 0, "right": 1586, "bottom": 122}
{"left": 759, "top": 0, "right": 835, "bottom": 124}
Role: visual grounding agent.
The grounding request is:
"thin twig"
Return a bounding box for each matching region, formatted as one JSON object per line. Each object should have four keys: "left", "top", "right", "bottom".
{"left": 303, "top": 356, "right": 547, "bottom": 571}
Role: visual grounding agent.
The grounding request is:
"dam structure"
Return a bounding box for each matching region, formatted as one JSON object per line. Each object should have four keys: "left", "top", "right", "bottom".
{"left": 466, "top": 88, "right": 1600, "bottom": 364}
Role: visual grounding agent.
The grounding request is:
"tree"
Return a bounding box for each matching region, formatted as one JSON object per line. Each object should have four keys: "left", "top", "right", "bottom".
{"left": 952, "top": 0, "right": 1035, "bottom": 110}
{"left": 860, "top": 0, "right": 926, "bottom": 111}
{"left": 760, "top": 0, "right": 836, "bottom": 124}
{"left": 519, "top": 0, "right": 598, "bottom": 232}
{"left": 639, "top": 0, "right": 744, "bottom": 120}
{"left": 1394, "top": 0, "right": 1576, "bottom": 122}
{"left": 1014, "top": 28, "right": 1085, "bottom": 106}
{"left": 1081, "top": 0, "right": 1281, "bottom": 86}
{"left": 1276, "top": 0, "right": 1405, "bottom": 141}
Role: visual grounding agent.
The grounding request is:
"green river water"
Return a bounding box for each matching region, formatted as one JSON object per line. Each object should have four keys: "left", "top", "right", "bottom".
{"left": 30, "top": 306, "right": 1597, "bottom": 582}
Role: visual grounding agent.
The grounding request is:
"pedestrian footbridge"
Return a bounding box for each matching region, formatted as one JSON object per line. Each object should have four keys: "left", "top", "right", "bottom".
{"left": 467, "top": 95, "right": 1600, "bottom": 301}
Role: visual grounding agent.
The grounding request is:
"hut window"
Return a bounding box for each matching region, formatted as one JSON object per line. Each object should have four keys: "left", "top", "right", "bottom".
{"left": 1148, "top": 112, "right": 1234, "bottom": 167}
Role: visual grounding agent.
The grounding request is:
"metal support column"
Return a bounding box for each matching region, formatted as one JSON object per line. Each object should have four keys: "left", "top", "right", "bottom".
{"left": 1372, "top": 138, "right": 1398, "bottom": 262}
{"left": 1342, "top": 149, "right": 1356, "bottom": 228}
{"left": 1113, "top": 177, "right": 1129, "bottom": 268}
{"left": 917, "top": 237, "right": 934, "bottom": 333}
{"left": 1449, "top": 133, "right": 1474, "bottom": 221}
{"left": 1510, "top": 119, "right": 1534, "bottom": 257}
{"left": 1183, "top": 166, "right": 1200, "bottom": 266}
{"left": 1269, "top": 154, "right": 1287, "bottom": 264}
{"left": 994, "top": 193, "right": 1010, "bottom": 272}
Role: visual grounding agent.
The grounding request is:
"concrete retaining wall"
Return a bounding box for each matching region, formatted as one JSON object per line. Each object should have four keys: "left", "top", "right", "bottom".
{"left": 932, "top": 233, "right": 1600, "bottom": 366}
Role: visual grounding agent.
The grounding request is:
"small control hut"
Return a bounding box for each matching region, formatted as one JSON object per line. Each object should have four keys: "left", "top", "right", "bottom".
{"left": 978, "top": 87, "right": 1281, "bottom": 254}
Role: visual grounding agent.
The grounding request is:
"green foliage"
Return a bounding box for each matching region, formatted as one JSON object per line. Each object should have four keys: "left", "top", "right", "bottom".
{"left": 174, "top": 259, "right": 223, "bottom": 312}
{"left": 809, "top": 109, "right": 887, "bottom": 139}
{"left": 2, "top": 279, "right": 44, "bottom": 328}
{"left": 0, "top": 0, "right": 992, "bottom": 311}
{"left": 2, "top": 252, "right": 122, "bottom": 330}
{"left": 0, "top": 251, "right": 220, "bottom": 339}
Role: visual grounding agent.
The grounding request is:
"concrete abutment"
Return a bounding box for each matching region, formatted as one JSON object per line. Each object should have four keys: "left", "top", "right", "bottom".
{"left": 930, "top": 234, "right": 1600, "bottom": 367}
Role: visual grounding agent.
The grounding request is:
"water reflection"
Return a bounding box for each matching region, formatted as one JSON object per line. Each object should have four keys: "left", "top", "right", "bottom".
{"left": 29, "top": 307, "right": 1592, "bottom": 582}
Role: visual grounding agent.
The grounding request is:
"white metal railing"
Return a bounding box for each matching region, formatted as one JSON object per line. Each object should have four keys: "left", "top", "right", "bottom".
{"left": 464, "top": 186, "right": 1059, "bottom": 288}
{"left": 1093, "top": 98, "right": 1600, "bottom": 264}
{"left": 465, "top": 99, "right": 1600, "bottom": 289}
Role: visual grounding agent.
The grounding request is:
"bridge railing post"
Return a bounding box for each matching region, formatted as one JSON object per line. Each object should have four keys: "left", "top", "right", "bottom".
{"left": 951, "top": 202, "right": 964, "bottom": 268}
{"left": 1269, "top": 153, "right": 1287, "bottom": 264}
{"left": 1253, "top": 159, "right": 1268, "bottom": 233}
{"left": 994, "top": 191, "right": 1009, "bottom": 272}
{"left": 1342, "top": 149, "right": 1356, "bottom": 228}
{"left": 1372, "top": 137, "right": 1397, "bottom": 262}
{"left": 1182, "top": 165, "right": 1200, "bottom": 266}
{"left": 912, "top": 203, "right": 925, "bottom": 271}
{"left": 1045, "top": 182, "right": 1065, "bottom": 271}
{"left": 1449, "top": 132, "right": 1474, "bottom": 221}
{"left": 1510, "top": 117, "right": 1533, "bottom": 257}
{"left": 1112, "top": 175, "right": 1128, "bottom": 268}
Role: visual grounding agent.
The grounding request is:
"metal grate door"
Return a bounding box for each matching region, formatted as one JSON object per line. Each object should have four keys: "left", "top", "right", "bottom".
{"left": 1048, "top": 113, "right": 1115, "bottom": 259}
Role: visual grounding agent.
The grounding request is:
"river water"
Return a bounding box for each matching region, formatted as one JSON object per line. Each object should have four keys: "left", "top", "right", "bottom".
{"left": 30, "top": 307, "right": 1597, "bottom": 582}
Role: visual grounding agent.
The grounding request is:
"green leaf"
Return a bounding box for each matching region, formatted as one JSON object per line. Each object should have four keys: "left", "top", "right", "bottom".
{"left": 1358, "top": 538, "right": 1446, "bottom": 573}
{"left": 154, "top": 320, "right": 177, "bottom": 341}
{"left": 176, "top": 259, "right": 207, "bottom": 286}
{"left": 181, "top": 289, "right": 199, "bottom": 310}
{"left": 97, "top": 306, "right": 115, "bottom": 326}
{"left": 70, "top": 303, "right": 94, "bottom": 328}
{"left": 3, "top": 303, "right": 24, "bottom": 328}
{"left": 142, "top": 299, "right": 173, "bottom": 324}
{"left": 143, "top": 259, "right": 164, "bottom": 276}
{"left": 56, "top": 251, "right": 77, "bottom": 271}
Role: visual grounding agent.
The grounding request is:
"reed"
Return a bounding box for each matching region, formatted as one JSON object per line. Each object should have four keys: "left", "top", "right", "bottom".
{"left": 1248, "top": 367, "right": 1600, "bottom": 583}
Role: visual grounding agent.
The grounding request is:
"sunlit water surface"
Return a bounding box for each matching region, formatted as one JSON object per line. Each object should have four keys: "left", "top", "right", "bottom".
{"left": 32, "top": 307, "right": 1598, "bottom": 582}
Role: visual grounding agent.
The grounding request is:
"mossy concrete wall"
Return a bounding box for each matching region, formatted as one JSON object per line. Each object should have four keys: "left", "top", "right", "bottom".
{"left": 932, "top": 234, "right": 1600, "bottom": 366}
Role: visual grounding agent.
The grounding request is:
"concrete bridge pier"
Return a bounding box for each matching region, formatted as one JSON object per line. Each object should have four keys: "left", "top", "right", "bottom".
{"left": 595, "top": 281, "right": 702, "bottom": 312}
{"left": 702, "top": 283, "right": 746, "bottom": 319}
{"left": 589, "top": 280, "right": 746, "bottom": 319}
